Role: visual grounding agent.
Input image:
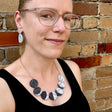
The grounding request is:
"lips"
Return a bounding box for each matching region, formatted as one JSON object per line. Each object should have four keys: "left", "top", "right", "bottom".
{"left": 46, "top": 39, "right": 64, "bottom": 45}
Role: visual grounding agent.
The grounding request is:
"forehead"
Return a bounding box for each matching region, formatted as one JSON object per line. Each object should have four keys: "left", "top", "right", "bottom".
{"left": 25, "top": 0, "right": 73, "bottom": 13}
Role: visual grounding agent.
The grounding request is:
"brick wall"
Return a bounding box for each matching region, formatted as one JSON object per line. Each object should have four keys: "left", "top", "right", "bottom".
{"left": 0, "top": 0, "right": 112, "bottom": 112}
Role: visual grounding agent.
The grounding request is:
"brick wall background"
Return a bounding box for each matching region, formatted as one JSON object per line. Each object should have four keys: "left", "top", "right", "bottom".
{"left": 0, "top": 0, "right": 112, "bottom": 112}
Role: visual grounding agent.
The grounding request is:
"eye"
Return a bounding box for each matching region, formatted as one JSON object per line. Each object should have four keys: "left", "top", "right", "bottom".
{"left": 64, "top": 17, "right": 70, "bottom": 21}
{"left": 40, "top": 10, "right": 55, "bottom": 20}
{"left": 41, "top": 14, "right": 51, "bottom": 18}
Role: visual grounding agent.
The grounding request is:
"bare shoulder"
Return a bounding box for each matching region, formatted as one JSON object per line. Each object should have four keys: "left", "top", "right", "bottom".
{"left": 0, "top": 78, "right": 15, "bottom": 112}
{"left": 5, "top": 59, "right": 20, "bottom": 76}
{"left": 64, "top": 60, "right": 83, "bottom": 91}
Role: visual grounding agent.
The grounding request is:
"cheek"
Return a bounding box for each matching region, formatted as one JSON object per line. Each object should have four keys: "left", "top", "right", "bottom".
{"left": 65, "top": 30, "right": 71, "bottom": 41}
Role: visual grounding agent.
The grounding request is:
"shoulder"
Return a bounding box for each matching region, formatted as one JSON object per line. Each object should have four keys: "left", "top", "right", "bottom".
{"left": 64, "top": 60, "right": 83, "bottom": 91}
{"left": 0, "top": 78, "right": 15, "bottom": 112}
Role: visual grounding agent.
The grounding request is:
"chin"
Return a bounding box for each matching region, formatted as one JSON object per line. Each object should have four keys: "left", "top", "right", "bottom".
{"left": 45, "top": 50, "right": 63, "bottom": 59}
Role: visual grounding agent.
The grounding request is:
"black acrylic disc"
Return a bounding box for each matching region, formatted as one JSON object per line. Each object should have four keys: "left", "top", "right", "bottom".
{"left": 30, "top": 79, "right": 38, "bottom": 88}
{"left": 41, "top": 91, "right": 49, "bottom": 100}
{"left": 33, "top": 87, "right": 41, "bottom": 96}
{"left": 49, "top": 92, "right": 57, "bottom": 100}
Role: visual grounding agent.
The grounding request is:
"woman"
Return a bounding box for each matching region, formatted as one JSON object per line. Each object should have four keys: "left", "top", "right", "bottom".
{"left": 0, "top": 0, "right": 90, "bottom": 112}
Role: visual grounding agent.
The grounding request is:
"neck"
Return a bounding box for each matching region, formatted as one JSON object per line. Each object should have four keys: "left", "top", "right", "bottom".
{"left": 20, "top": 50, "right": 58, "bottom": 79}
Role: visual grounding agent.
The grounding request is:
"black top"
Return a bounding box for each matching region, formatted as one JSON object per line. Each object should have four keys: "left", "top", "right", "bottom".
{"left": 0, "top": 59, "right": 90, "bottom": 112}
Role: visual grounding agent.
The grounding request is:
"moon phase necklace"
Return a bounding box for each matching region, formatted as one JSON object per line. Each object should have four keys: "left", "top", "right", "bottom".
{"left": 20, "top": 58, "right": 65, "bottom": 101}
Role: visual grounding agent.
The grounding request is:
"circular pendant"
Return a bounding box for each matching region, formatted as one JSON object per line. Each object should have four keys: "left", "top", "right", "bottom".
{"left": 41, "top": 91, "right": 49, "bottom": 100}
{"left": 49, "top": 92, "right": 57, "bottom": 100}
{"left": 55, "top": 88, "right": 63, "bottom": 96}
{"left": 58, "top": 75, "right": 64, "bottom": 82}
{"left": 58, "top": 82, "right": 65, "bottom": 89}
{"left": 30, "top": 79, "right": 38, "bottom": 88}
{"left": 33, "top": 87, "right": 42, "bottom": 96}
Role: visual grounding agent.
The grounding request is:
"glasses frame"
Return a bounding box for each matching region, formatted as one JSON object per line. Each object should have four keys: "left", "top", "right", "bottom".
{"left": 19, "top": 7, "right": 80, "bottom": 29}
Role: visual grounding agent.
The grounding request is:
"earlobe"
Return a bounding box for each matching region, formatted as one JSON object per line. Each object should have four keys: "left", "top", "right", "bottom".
{"left": 15, "top": 11, "right": 23, "bottom": 30}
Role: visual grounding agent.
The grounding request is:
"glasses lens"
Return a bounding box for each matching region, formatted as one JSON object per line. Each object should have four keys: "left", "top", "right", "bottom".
{"left": 64, "top": 14, "right": 80, "bottom": 29}
{"left": 39, "top": 9, "right": 57, "bottom": 26}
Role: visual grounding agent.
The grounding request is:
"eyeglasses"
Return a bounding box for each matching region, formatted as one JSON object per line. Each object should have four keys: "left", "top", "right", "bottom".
{"left": 19, "top": 8, "right": 80, "bottom": 30}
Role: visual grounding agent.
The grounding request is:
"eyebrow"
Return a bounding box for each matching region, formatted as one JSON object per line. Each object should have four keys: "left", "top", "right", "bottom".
{"left": 46, "top": 7, "right": 73, "bottom": 15}
{"left": 19, "top": 7, "right": 73, "bottom": 15}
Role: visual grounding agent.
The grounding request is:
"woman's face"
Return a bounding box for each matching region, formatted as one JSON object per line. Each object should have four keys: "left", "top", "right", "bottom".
{"left": 18, "top": 0, "right": 73, "bottom": 59}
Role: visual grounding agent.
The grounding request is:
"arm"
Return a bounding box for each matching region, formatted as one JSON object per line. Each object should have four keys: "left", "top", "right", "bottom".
{"left": 0, "top": 78, "right": 15, "bottom": 112}
{"left": 65, "top": 60, "right": 83, "bottom": 91}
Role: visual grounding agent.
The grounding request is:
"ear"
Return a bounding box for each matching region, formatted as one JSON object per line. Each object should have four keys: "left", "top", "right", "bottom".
{"left": 15, "top": 11, "right": 23, "bottom": 31}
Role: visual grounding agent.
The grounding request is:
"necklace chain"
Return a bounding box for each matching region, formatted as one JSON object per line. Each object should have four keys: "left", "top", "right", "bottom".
{"left": 19, "top": 57, "right": 65, "bottom": 101}
{"left": 20, "top": 57, "right": 33, "bottom": 79}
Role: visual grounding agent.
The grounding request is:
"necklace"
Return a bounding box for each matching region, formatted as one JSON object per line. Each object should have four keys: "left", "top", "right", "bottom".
{"left": 20, "top": 58, "right": 65, "bottom": 101}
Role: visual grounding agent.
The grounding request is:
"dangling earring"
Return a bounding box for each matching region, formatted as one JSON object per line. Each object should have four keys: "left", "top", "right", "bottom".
{"left": 17, "top": 29, "right": 23, "bottom": 44}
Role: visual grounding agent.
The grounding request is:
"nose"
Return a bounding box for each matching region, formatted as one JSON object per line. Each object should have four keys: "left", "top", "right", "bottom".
{"left": 52, "top": 17, "right": 66, "bottom": 32}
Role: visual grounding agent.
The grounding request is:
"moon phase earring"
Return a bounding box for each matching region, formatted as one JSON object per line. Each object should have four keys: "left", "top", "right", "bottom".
{"left": 17, "top": 29, "right": 23, "bottom": 43}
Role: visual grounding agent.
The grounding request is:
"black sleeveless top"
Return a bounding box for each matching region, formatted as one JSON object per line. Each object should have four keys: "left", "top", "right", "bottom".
{"left": 0, "top": 59, "right": 90, "bottom": 112}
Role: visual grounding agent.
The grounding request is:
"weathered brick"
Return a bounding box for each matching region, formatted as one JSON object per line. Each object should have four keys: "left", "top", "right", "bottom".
{"left": 97, "top": 77, "right": 112, "bottom": 88}
{"left": 95, "top": 87, "right": 112, "bottom": 100}
{"left": 100, "top": 3, "right": 112, "bottom": 16}
{"left": 84, "top": 90, "right": 95, "bottom": 101}
{"left": 0, "top": 20, "right": 3, "bottom": 30}
{"left": 6, "top": 15, "right": 17, "bottom": 30}
{"left": 0, "top": 65, "right": 7, "bottom": 69}
{"left": 73, "top": 3, "right": 98, "bottom": 15}
{"left": 96, "top": 98, "right": 112, "bottom": 110}
{"left": 0, "top": 49, "right": 4, "bottom": 61}
{"left": 0, "top": 32, "right": 18, "bottom": 47}
{"left": 81, "top": 68, "right": 96, "bottom": 80}
{"left": 0, "top": 16, "right": 2, "bottom": 19}
{"left": 102, "top": 108, "right": 112, "bottom": 112}
{"left": 70, "top": 31, "right": 98, "bottom": 43}
{"left": 82, "top": 44, "right": 96, "bottom": 56}
{"left": 96, "top": 99, "right": 106, "bottom": 110}
{"left": 71, "top": 56, "right": 101, "bottom": 68}
{"left": 99, "top": 17, "right": 112, "bottom": 29}
{"left": 96, "top": 66, "right": 112, "bottom": 78}
{"left": 61, "top": 45, "right": 81, "bottom": 57}
{"left": 82, "top": 80, "right": 96, "bottom": 91}
{"left": 83, "top": 17, "right": 97, "bottom": 29}
{"left": 89, "top": 102, "right": 96, "bottom": 112}
{"left": 100, "top": 30, "right": 112, "bottom": 42}
{"left": 5, "top": 48, "right": 20, "bottom": 62}
{"left": 0, "top": 0, "right": 18, "bottom": 12}
{"left": 101, "top": 55, "right": 112, "bottom": 66}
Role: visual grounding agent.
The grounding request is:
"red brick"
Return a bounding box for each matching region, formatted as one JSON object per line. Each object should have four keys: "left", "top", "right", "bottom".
{"left": 0, "top": 32, "right": 19, "bottom": 47}
{"left": 106, "top": 43, "right": 112, "bottom": 53}
{"left": 98, "top": 43, "right": 106, "bottom": 53}
{"left": 73, "top": 3, "right": 98, "bottom": 15}
{"left": 98, "top": 43, "right": 112, "bottom": 54}
{"left": 71, "top": 56, "right": 101, "bottom": 68}
{"left": 100, "top": 0, "right": 112, "bottom": 2}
